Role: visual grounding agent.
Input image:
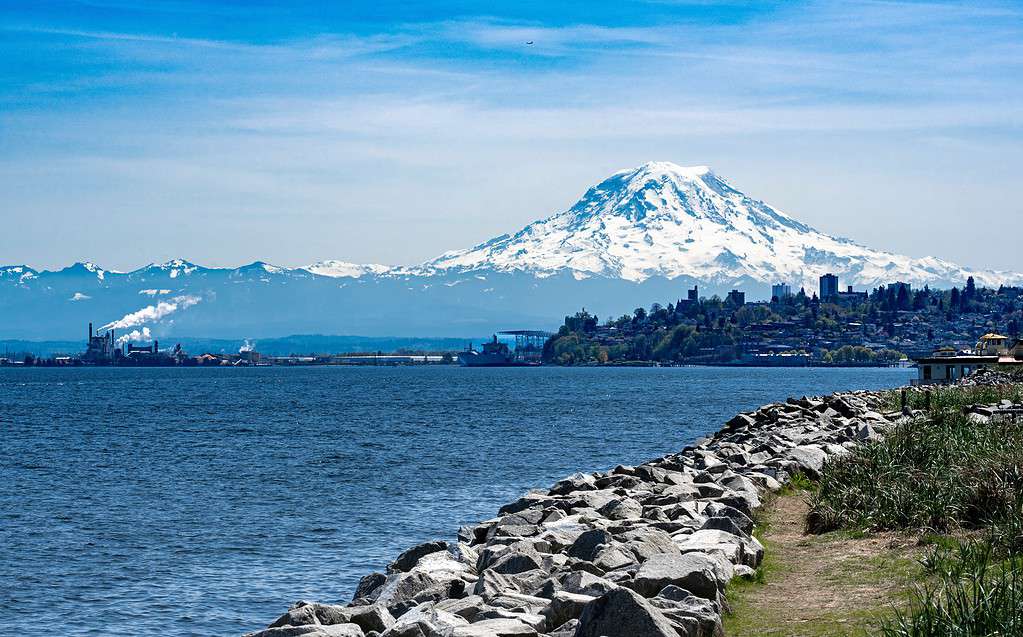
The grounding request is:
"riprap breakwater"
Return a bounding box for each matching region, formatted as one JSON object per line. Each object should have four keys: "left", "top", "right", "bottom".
{"left": 245, "top": 389, "right": 900, "bottom": 637}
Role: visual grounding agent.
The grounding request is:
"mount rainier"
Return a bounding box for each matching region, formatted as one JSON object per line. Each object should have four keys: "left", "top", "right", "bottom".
{"left": 2, "top": 162, "right": 1018, "bottom": 340}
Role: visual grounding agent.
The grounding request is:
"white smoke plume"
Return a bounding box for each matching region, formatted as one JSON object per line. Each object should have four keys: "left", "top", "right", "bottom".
{"left": 116, "top": 327, "right": 152, "bottom": 346}
{"left": 101, "top": 295, "right": 201, "bottom": 331}
{"left": 239, "top": 339, "right": 256, "bottom": 353}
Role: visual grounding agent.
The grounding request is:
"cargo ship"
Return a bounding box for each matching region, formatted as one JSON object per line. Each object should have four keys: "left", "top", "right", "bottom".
{"left": 457, "top": 335, "right": 524, "bottom": 366}
{"left": 457, "top": 331, "right": 555, "bottom": 367}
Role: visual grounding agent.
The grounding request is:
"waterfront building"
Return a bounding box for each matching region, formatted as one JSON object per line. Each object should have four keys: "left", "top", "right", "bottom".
{"left": 975, "top": 333, "right": 1009, "bottom": 356}
{"left": 913, "top": 335, "right": 1023, "bottom": 384}
{"left": 819, "top": 273, "right": 839, "bottom": 300}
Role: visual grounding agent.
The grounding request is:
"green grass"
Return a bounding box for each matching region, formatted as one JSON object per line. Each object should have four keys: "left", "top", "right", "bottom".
{"left": 880, "top": 542, "right": 1023, "bottom": 637}
{"left": 807, "top": 383, "right": 1023, "bottom": 636}
{"left": 806, "top": 410, "right": 1023, "bottom": 536}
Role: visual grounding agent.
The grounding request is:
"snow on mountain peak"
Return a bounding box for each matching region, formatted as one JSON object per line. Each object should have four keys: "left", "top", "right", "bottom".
{"left": 303, "top": 260, "right": 392, "bottom": 279}
{"left": 420, "top": 161, "right": 1015, "bottom": 289}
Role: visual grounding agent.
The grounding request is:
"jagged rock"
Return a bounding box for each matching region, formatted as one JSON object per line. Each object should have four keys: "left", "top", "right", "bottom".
{"left": 379, "top": 624, "right": 426, "bottom": 637}
{"left": 784, "top": 445, "right": 828, "bottom": 479}
{"left": 542, "top": 591, "right": 595, "bottom": 629}
{"left": 575, "top": 587, "right": 678, "bottom": 637}
{"left": 597, "top": 498, "right": 644, "bottom": 520}
{"left": 477, "top": 608, "right": 546, "bottom": 631}
{"left": 498, "top": 496, "right": 550, "bottom": 516}
{"left": 547, "top": 618, "right": 578, "bottom": 637}
{"left": 619, "top": 527, "right": 682, "bottom": 562}
{"left": 346, "top": 605, "right": 395, "bottom": 634}
{"left": 354, "top": 573, "right": 387, "bottom": 601}
{"left": 389, "top": 541, "right": 449, "bottom": 574}
{"left": 268, "top": 602, "right": 352, "bottom": 628}
{"left": 474, "top": 569, "right": 548, "bottom": 598}
{"left": 549, "top": 473, "right": 597, "bottom": 496}
{"left": 392, "top": 603, "right": 468, "bottom": 635}
{"left": 566, "top": 529, "right": 611, "bottom": 561}
{"left": 700, "top": 516, "right": 745, "bottom": 536}
{"left": 374, "top": 572, "right": 441, "bottom": 614}
{"left": 651, "top": 585, "right": 723, "bottom": 637}
{"left": 245, "top": 625, "right": 365, "bottom": 637}
{"left": 488, "top": 547, "right": 544, "bottom": 575}
{"left": 560, "top": 571, "right": 617, "bottom": 597}
{"left": 592, "top": 543, "right": 636, "bottom": 572}
{"left": 450, "top": 617, "right": 538, "bottom": 636}
{"left": 627, "top": 552, "right": 722, "bottom": 600}
{"left": 486, "top": 591, "right": 549, "bottom": 613}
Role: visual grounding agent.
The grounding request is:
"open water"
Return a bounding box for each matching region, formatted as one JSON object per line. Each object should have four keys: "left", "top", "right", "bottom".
{"left": 0, "top": 365, "right": 912, "bottom": 636}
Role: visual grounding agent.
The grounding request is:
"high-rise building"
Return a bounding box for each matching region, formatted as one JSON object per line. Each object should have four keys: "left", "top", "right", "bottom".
{"left": 771, "top": 283, "right": 791, "bottom": 300}
{"left": 727, "top": 289, "right": 746, "bottom": 307}
{"left": 819, "top": 273, "right": 839, "bottom": 300}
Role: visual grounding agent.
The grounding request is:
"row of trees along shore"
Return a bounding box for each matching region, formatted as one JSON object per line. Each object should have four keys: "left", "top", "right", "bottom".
{"left": 542, "top": 277, "right": 1023, "bottom": 365}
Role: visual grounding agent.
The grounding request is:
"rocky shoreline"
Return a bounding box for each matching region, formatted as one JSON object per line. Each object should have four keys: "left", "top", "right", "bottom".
{"left": 244, "top": 388, "right": 904, "bottom": 637}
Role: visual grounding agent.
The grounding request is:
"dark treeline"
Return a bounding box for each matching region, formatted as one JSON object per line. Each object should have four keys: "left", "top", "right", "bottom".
{"left": 543, "top": 277, "right": 1023, "bottom": 365}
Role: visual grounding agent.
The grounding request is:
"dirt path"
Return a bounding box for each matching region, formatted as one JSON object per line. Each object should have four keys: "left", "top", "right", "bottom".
{"left": 724, "top": 494, "right": 926, "bottom": 637}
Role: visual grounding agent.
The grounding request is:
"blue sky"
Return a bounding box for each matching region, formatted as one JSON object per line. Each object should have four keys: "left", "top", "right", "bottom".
{"left": 2, "top": 0, "right": 1022, "bottom": 271}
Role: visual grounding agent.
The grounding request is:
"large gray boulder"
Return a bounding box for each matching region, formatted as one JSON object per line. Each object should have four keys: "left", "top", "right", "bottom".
{"left": 389, "top": 541, "right": 449, "bottom": 574}
{"left": 627, "top": 553, "right": 722, "bottom": 600}
{"left": 574, "top": 588, "right": 678, "bottom": 637}
{"left": 450, "top": 617, "right": 538, "bottom": 636}
{"left": 566, "top": 529, "right": 611, "bottom": 562}
{"left": 374, "top": 572, "right": 441, "bottom": 614}
{"left": 353, "top": 573, "right": 387, "bottom": 601}
{"left": 542, "top": 591, "right": 595, "bottom": 629}
{"left": 597, "top": 498, "right": 644, "bottom": 520}
{"left": 784, "top": 445, "right": 828, "bottom": 479}
{"left": 268, "top": 602, "right": 351, "bottom": 628}
{"left": 347, "top": 605, "right": 395, "bottom": 634}
{"left": 560, "top": 571, "right": 616, "bottom": 597}
{"left": 651, "top": 585, "right": 723, "bottom": 637}
{"left": 244, "top": 624, "right": 365, "bottom": 637}
{"left": 488, "top": 548, "right": 544, "bottom": 575}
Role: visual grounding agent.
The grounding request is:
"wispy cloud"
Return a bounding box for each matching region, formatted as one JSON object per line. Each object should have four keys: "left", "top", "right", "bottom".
{"left": 2, "top": 0, "right": 1022, "bottom": 271}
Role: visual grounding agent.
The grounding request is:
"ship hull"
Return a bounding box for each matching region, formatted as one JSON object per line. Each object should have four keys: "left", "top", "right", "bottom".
{"left": 457, "top": 351, "right": 535, "bottom": 367}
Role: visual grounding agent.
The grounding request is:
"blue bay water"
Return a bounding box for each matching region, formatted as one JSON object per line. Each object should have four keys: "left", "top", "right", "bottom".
{"left": 1, "top": 366, "right": 912, "bottom": 636}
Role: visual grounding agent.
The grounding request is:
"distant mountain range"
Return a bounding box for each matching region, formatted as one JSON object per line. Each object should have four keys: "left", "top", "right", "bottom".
{"left": 3, "top": 162, "right": 1018, "bottom": 342}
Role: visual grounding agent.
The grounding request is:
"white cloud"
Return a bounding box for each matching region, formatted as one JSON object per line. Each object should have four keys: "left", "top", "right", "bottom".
{"left": 69, "top": 292, "right": 91, "bottom": 301}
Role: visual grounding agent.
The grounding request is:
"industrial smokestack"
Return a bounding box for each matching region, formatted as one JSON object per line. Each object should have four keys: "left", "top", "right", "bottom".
{"left": 89, "top": 322, "right": 93, "bottom": 339}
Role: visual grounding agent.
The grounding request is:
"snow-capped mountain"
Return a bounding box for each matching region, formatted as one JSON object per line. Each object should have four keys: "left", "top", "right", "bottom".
{"left": 421, "top": 161, "right": 1013, "bottom": 290}
{"left": 303, "top": 260, "right": 392, "bottom": 279}
{"left": 2, "top": 162, "right": 1019, "bottom": 340}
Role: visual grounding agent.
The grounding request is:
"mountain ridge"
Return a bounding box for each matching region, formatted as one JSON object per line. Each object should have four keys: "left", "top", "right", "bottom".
{"left": 3, "top": 162, "right": 1019, "bottom": 340}
{"left": 7, "top": 161, "right": 1016, "bottom": 291}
